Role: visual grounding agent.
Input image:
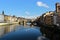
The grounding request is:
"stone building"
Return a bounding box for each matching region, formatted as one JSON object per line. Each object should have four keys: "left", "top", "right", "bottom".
{"left": 56, "top": 3, "right": 60, "bottom": 13}
{"left": 43, "top": 12, "right": 54, "bottom": 25}
{"left": 53, "top": 13, "right": 60, "bottom": 26}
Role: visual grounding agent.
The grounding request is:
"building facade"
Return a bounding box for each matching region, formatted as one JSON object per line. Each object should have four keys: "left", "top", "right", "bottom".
{"left": 0, "top": 14, "right": 4, "bottom": 22}
{"left": 4, "top": 15, "right": 18, "bottom": 23}
{"left": 11, "top": 17, "right": 17, "bottom": 22}
{"left": 4, "top": 15, "right": 12, "bottom": 23}
{"left": 53, "top": 13, "right": 60, "bottom": 26}
{"left": 56, "top": 3, "right": 60, "bottom": 13}
{"left": 43, "top": 12, "right": 54, "bottom": 25}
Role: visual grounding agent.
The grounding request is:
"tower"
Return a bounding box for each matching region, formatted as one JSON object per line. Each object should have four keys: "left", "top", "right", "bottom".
{"left": 56, "top": 3, "right": 60, "bottom": 13}
{"left": 2, "top": 11, "right": 4, "bottom": 15}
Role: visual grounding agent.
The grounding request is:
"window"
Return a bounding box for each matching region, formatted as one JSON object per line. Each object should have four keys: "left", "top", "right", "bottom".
{"left": 59, "top": 8, "right": 60, "bottom": 10}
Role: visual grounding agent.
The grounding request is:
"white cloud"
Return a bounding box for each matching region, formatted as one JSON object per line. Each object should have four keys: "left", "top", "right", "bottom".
{"left": 37, "top": 1, "right": 49, "bottom": 8}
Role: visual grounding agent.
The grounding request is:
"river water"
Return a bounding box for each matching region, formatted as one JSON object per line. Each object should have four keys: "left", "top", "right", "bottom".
{"left": 0, "top": 24, "right": 49, "bottom": 40}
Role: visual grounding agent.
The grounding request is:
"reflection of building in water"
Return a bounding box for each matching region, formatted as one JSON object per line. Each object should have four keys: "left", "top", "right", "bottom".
{"left": 0, "top": 24, "right": 20, "bottom": 37}
{"left": 0, "top": 26, "right": 5, "bottom": 37}
{"left": 4, "top": 25, "right": 16, "bottom": 34}
{"left": 4, "top": 26, "right": 15, "bottom": 34}
{"left": 0, "top": 24, "right": 19, "bottom": 36}
{"left": 4, "top": 26, "right": 10, "bottom": 34}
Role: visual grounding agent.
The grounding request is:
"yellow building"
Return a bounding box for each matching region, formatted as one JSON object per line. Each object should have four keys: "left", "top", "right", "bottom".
{"left": 11, "top": 17, "right": 17, "bottom": 22}
{"left": 44, "top": 15, "right": 53, "bottom": 25}
{"left": 43, "top": 12, "right": 54, "bottom": 17}
{"left": 43, "top": 12, "right": 54, "bottom": 25}
{"left": 4, "top": 15, "right": 12, "bottom": 23}
{"left": 4, "top": 15, "right": 17, "bottom": 23}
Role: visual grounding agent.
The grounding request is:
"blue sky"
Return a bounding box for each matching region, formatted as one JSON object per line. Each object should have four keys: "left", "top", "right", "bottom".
{"left": 0, "top": 0, "right": 60, "bottom": 18}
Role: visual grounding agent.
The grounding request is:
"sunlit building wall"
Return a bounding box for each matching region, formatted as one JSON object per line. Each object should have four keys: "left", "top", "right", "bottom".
{"left": 0, "top": 14, "right": 4, "bottom": 23}
{"left": 44, "top": 15, "right": 53, "bottom": 25}
{"left": 4, "top": 15, "right": 12, "bottom": 23}
{"left": 43, "top": 12, "right": 54, "bottom": 25}
{"left": 11, "top": 17, "right": 17, "bottom": 22}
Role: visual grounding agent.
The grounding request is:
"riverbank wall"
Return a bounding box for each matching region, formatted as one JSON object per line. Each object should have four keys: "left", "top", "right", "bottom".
{"left": 0, "top": 22, "right": 18, "bottom": 26}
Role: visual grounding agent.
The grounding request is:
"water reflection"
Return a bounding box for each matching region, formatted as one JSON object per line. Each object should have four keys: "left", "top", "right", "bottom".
{"left": 0, "top": 24, "right": 20, "bottom": 37}
{"left": 0, "top": 24, "right": 49, "bottom": 40}
{"left": 0, "top": 26, "right": 5, "bottom": 37}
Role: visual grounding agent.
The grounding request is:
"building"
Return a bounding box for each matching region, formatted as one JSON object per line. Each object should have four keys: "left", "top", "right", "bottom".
{"left": 43, "top": 12, "right": 54, "bottom": 25}
{"left": 56, "top": 3, "right": 60, "bottom": 13}
{"left": 4, "top": 15, "right": 18, "bottom": 23}
{"left": 0, "top": 11, "right": 5, "bottom": 23}
{"left": 53, "top": 3, "right": 60, "bottom": 26}
{"left": 1, "top": 11, "right": 11, "bottom": 23}
{"left": 37, "top": 3, "right": 60, "bottom": 26}
{"left": 17, "top": 17, "right": 25, "bottom": 22}
{"left": 53, "top": 13, "right": 60, "bottom": 26}
{"left": 43, "top": 11, "right": 60, "bottom": 26}
{"left": 11, "top": 16, "right": 17, "bottom": 22}
{"left": 4, "top": 15, "right": 12, "bottom": 23}
{"left": 44, "top": 15, "right": 53, "bottom": 25}
{"left": 0, "top": 14, "right": 4, "bottom": 22}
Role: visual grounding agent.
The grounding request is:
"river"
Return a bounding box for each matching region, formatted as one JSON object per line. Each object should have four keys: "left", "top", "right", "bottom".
{"left": 0, "top": 24, "right": 49, "bottom": 40}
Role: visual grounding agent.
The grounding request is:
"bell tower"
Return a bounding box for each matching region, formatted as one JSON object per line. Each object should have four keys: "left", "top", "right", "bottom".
{"left": 2, "top": 11, "right": 4, "bottom": 15}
